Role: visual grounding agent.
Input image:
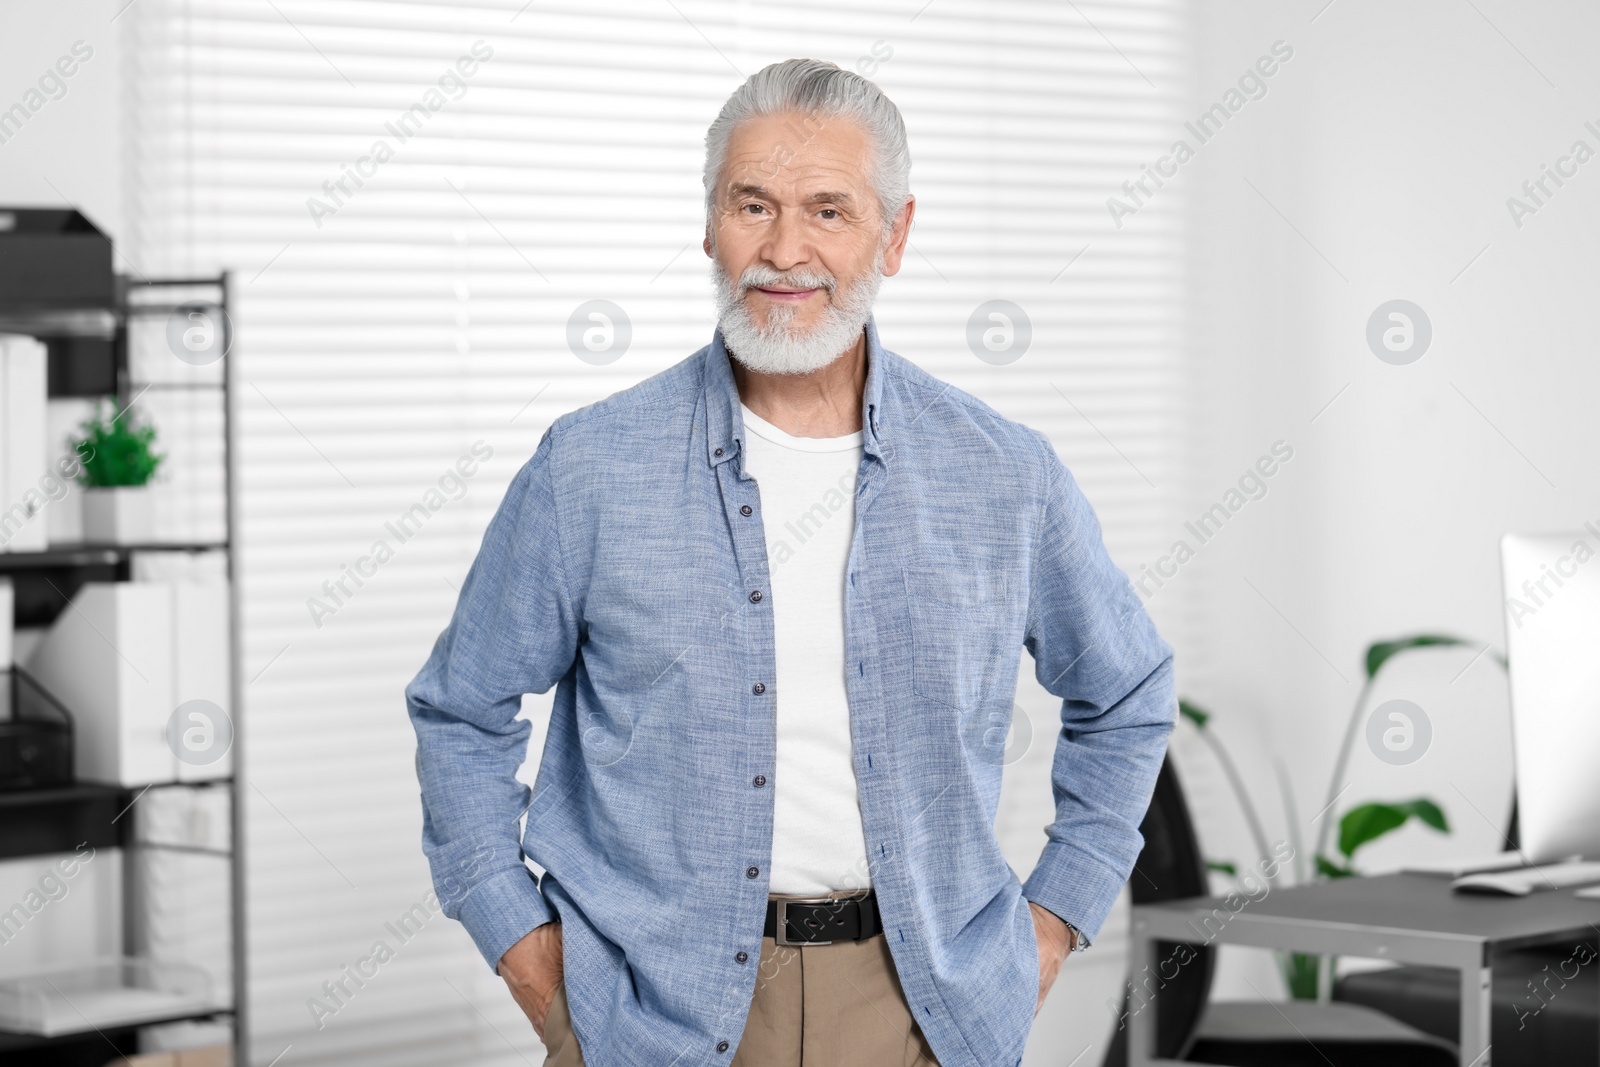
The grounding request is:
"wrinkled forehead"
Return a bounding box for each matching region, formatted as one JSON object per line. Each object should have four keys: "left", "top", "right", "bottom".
{"left": 715, "top": 110, "right": 876, "bottom": 205}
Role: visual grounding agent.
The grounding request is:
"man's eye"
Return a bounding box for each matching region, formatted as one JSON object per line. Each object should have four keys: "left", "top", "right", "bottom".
{"left": 818, "top": 209, "right": 838, "bottom": 220}
{"left": 742, "top": 203, "right": 766, "bottom": 215}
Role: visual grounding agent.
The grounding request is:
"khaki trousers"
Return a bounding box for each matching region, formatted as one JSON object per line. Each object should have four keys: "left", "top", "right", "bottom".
{"left": 541, "top": 892, "right": 940, "bottom": 1067}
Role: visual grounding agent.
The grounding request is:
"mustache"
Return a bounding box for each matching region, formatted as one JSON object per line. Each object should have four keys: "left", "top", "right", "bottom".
{"left": 736, "top": 265, "right": 837, "bottom": 295}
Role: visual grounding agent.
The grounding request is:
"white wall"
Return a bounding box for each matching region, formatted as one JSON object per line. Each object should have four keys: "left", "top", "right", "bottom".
{"left": 1166, "top": 0, "right": 1600, "bottom": 999}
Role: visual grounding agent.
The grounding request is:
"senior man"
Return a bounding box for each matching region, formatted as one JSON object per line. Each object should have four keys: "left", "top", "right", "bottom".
{"left": 406, "top": 58, "right": 1175, "bottom": 1067}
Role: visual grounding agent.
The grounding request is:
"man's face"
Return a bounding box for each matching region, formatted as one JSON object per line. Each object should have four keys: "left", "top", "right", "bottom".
{"left": 705, "top": 110, "right": 912, "bottom": 343}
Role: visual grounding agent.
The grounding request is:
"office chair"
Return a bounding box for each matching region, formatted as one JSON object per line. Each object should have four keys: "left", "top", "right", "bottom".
{"left": 1100, "top": 756, "right": 1458, "bottom": 1067}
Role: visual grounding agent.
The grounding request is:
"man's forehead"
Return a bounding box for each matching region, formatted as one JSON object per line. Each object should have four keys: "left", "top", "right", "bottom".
{"left": 723, "top": 113, "right": 868, "bottom": 159}
{"left": 720, "top": 114, "right": 873, "bottom": 196}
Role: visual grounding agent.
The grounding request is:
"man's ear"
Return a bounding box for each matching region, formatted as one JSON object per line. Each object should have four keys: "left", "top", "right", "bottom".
{"left": 879, "top": 195, "right": 916, "bottom": 278}
{"left": 703, "top": 228, "right": 713, "bottom": 258}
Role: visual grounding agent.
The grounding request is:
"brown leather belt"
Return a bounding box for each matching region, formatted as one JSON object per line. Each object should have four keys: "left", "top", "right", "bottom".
{"left": 763, "top": 890, "right": 881, "bottom": 946}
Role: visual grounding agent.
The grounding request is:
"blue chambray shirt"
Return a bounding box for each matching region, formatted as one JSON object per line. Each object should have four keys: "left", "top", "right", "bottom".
{"left": 405, "top": 318, "right": 1175, "bottom": 1067}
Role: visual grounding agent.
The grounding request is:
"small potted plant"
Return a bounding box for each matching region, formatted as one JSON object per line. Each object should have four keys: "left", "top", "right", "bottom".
{"left": 72, "top": 399, "right": 164, "bottom": 544}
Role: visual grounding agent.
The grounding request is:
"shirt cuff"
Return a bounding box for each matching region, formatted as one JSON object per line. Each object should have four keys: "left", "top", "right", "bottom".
{"left": 455, "top": 865, "right": 557, "bottom": 973}
{"left": 1021, "top": 841, "right": 1126, "bottom": 948}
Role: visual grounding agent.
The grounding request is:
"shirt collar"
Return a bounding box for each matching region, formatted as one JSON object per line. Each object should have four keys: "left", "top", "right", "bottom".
{"left": 704, "top": 315, "right": 888, "bottom": 470}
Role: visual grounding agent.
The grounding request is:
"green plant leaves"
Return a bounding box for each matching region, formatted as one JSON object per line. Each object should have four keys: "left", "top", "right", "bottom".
{"left": 1283, "top": 952, "right": 1322, "bottom": 1000}
{"left": 1178, "top": 698, "right": 1210, "bottom": 729}
{"left": 1338, "top": 799, "right": 1449, "bottom": 859}
{"left": 1364, "top": 634, "right": 1468, "bottom": 679}
{"left": 1206, "top": 859, "right": 1237, "bottom": 875}
{"left": 73, "top": 399, "right": 164, "bottom": 488}
{"left": 1316, "top": 855, "right": 1357, "bottom": 879}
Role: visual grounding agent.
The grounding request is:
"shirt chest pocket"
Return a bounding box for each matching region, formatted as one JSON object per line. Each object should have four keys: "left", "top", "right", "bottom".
{"left": 580, "top": 543, "right": 741, "bottom": 698}
{"left": 903, "top": 563, "right": 1022, "bottom": 714}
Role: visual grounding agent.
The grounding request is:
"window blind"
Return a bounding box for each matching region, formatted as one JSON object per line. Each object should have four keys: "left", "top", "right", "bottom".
{"left": 121, "top": 2, "right": 1187, "bottom": 1063}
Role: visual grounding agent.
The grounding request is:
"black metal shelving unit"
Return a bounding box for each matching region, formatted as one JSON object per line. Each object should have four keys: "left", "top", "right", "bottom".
{"left": 0, "top": 261, "right": 243, "bottom": 1066}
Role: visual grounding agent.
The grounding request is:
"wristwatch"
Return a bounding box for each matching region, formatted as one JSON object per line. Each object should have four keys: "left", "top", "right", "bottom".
{"left": 1064, "top": 922, "right": 1087, "bottom": 953}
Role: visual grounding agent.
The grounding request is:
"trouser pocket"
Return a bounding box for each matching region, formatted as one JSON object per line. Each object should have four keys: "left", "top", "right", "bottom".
{"left": 541, "top": 981, "right": 584, "bottom": 1067}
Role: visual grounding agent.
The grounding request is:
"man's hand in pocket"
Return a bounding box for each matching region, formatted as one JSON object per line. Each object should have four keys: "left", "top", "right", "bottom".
{"left": 1029, "top": 901, "right": 1074, "bottom": 1017}
{"left": 500, "top": 921, "right": 564, "bottom": 1040}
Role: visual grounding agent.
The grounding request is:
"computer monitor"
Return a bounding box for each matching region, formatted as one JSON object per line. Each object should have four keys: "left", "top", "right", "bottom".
{"left": 1501, "top": 531, "right": 1600, "bottom": 864}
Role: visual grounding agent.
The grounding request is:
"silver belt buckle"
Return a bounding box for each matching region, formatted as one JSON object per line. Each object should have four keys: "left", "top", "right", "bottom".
{"left": 774, "top": 895, "right": 842, "bottom": 946}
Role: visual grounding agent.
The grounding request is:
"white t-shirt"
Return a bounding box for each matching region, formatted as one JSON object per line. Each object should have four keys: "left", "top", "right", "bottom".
{"left": 739, "top": 403, "right": 872, "bottom": 894}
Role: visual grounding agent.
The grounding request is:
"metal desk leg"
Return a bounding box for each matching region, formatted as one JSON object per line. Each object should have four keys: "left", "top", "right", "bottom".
{"left": 1461, "top": 961, "right": 1492, "bottom": 1066}
{"left": 1128, "top": 921, "right": 1161, "bottom": 1067}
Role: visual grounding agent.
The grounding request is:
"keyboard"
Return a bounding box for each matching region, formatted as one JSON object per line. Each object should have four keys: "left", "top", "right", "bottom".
{"left": 1453, "top": 860, "right": 1600, "bottom": 896}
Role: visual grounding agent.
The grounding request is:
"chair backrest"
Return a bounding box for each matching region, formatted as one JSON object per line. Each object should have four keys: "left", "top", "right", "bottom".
{"left": 1099, "top": 755, "right": 1214, "bottom": 1066}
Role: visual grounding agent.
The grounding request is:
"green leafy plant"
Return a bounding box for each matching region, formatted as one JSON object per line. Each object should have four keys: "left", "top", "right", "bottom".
{"left": 1180, "top": 631, "right": 1506, "bottom": 1000}
{"left": 1283, "top": 953, "right": 1320, "bottom": 1001}
{"left": 1318, "top": 800, "right": 1450, "bottom": 879}
{"left": 1314, "top": 636, "right": 1465, "bottom": 859}
{"left": 72, "top": 400, "right": 164, "bottom": 488}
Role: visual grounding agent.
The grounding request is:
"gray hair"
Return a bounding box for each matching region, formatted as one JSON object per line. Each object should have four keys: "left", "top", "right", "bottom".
{"left": 703, "top": 58, "right": 911, "bottom": 232}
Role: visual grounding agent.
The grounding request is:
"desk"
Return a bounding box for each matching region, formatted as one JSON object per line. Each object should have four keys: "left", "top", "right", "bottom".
{"left": 1129, "top": 872, "right": 1600, "bottom": 1067}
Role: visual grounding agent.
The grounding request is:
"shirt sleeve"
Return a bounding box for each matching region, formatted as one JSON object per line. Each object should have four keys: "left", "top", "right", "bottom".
{"left": 405, "top": 428, "right": 581, "bottom": 972}
{"left": 1019, "top": 434, "right": 1176, "bottom": 945}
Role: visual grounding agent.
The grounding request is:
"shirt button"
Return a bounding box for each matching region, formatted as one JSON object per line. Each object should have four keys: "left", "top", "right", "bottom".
{"left": 752, "top": 774, "right": 766, "bottom": 787}
{"left": 751, "top": 682, "right": 766, "bottom": 695}
{"left": 735, "top": 950, "right": 749, "bottom": 963}
{"left": 715, "top": 447, "right": 724, "bottom": 457}
{"left": 746, "top": 866, "right": 760, "bottom": 879}
{"left": 717, "top": 1041, "right": 730, "bottom": 1053}
{"left": 740, "top": 504, "right": 753, "bottom": 516}
{"left": 749, "top": 589, "right": 763, "bottom": 603}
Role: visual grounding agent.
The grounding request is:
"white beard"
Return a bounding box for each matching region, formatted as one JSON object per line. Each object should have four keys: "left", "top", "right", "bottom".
{"left": 713, "top": 256, "right": 884, "bottom": 375}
